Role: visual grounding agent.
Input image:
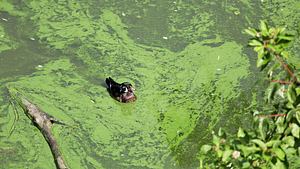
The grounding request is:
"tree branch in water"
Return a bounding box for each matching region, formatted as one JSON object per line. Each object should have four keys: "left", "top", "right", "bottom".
{"left": 10, "top": 91, "right": 68, "bottom": 169}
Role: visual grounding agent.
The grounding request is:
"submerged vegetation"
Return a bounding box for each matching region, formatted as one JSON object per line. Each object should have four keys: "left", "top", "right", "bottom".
{"left": 200, "top": 22, "right": 300, "bottom": 168}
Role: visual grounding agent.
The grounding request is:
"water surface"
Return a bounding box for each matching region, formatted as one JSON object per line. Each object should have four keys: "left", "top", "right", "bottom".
{"left": 0, "top": 0, "right": 299, "bottom": 168}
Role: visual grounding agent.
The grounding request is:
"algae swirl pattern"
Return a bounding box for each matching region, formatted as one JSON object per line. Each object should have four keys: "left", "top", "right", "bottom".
{"left": 1, "top": 0, "right": 298, "bottom": 169}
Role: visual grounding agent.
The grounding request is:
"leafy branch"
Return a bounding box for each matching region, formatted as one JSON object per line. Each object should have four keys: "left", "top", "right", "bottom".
{"left": 199, "top": 21, "right": 300, "bottom": 169}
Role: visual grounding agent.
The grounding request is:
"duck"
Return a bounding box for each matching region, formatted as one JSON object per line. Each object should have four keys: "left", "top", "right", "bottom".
{"left": 105, "top": 77, "right": 137, "bottom": 103}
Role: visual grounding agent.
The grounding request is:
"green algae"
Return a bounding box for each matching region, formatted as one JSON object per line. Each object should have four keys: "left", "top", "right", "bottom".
{"left": 158, "top": 41, "right": 249, "bottom": 144}
{"left": 0, "top": 0, "right": 24, "bottom": 16}
{"left": 0, "top": 0, "right": 253, "bottom": 168}
{"left": 1, "top": 42, "right": 248, "bottom": 168}
{"left": 0, "top": 10, "right": 61, "bottom": 79}
{"left": 1, "top": 0, "right": 299, "bottom": 169}
{"left": 0, "top": 97, "right": 56, "bottom": 169}
{"left": 5, "top": 59, "right": 170, "bottom": 169}
{"left": 0, "top": 24, "right": 16, "bottom": 52}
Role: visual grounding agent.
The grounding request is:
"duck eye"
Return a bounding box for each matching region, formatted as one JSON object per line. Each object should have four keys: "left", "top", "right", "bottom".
{"left": 120, "top": 86, "right": 128, "bottom": 93}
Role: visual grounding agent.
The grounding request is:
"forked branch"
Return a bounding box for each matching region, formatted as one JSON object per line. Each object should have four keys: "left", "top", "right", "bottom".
{"left": 9, "top": 89, "right": 68, "bottom": 169}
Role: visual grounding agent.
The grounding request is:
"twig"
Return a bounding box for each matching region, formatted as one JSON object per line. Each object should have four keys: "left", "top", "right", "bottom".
{"left": 264, "top": 44, "right": 299, "bottom": 84}
{"left": 270, "top": 79, "right": 292, "bottom": 84}
{"left": 274, "top": 54, "right": 298, "bottom": 83}
{"left": 17, "top": 98, "right": 68, "bottom": 169}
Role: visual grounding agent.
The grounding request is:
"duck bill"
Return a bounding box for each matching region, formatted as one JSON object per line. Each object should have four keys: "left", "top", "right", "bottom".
{"left": 121, "top": 92, "right": 136, "bottom": 102}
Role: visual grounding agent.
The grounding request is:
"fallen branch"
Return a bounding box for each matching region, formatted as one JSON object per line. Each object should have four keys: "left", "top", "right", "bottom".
{"left": 10, "top": 91, "right": 68, "bottom": 169}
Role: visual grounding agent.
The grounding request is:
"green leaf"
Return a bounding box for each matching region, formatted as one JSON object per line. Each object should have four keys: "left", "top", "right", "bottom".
{"left": 245, "top": 28, "right": 258, "bottom": 37}
{"left": 200, "top": 145, "right": 212, "bottom": 154}
{"left": 251, "top": 139, "right": 267, "bottom": 151}
{"left": 260, "top": 20, "right": 269, "bottom": 36}
{"left": 269, "top": 27, "right": 277, "bottom": 36}
{"left": 254, "top": 45, "right": 264, "bottom": 52}
{"left": 284, "top": 126, "right": 292, "bottom": 135}
{"left": 281, "top": 51, "right": 289, "bottom": 58}
{"left": 296, "top": 87, "right": 300, "bottom": 95}
{"left": 221, "top": 150, "right": 232, "bottom": 162}
{"left": 286, "top": 102, "right": 294, "bottom": 109}
{"left": 276, "top": 116, "right": 285, "bottom": 124}
{"left": 213, "top": 134, "right": 220, "bottom": 146}
{"left": 267, "top": 83, "right": 280, "bottom": 102}
{"left": 242, "top": 162, "right": 250, "bottom": 168}
{"left": 296, "top": 110, "right": 300, "bottom": 124}
{"left": 262, "top": 153, "right": 272, "bottom": 161}
{"left": 260, "top": 20, "right": 268, "bottom": 31}
{"left": 259, "top": 118, "right": 267, "bottom": 140}
{"left": 281, "top": 136, "right": 295, "bottom": 148}
{"left": 294, "top": 95, "right": 300, "bottom": 106}
{"left": 249, "top": 39, "right": 263, "bottom": 46}
{"left": 278, "top": 42, "right": 290, "bottom": 49}
{"left": 276, "top": 116, "right": 286, "bottom": 134}
{"left": 266, "top": 140, "right": 280, "bottom": 147}
{"left": 283, "top": 148, "right": 296, "bottom": 157}
{"left": 287, "top": 84, "right": 297, "bottom": 104}
{"left": 267, "top": 62, "right": 280, "bottom": 78}
{"left": 258, "top": 48, "right": 265, "bottom": 60}
{"left": 273, "top": 159, "right": 286, "bottom": 169}
{"left": 237, "top": 145, "right": 260, "bottom": 156}
{"left": 218, "top": 128, "right": 225, "bottom": 137}
{"left": 252, "top": 160, "right": 260, "bottom": 167}
{"left": 237, "top": 127, "right": 245, "bottom": 138}
{"left": 267, "top": 44, "right": 277, "bottom": 53}
{"left": 273, "top": 148, "right": 285, "bottom": 161}
{"left": 278, "top": 34, "right": 293, "bottom": 41}
{"left": 278, "top": 27, "right": 286, "bottom": 34}
{"left": 291, "top": 123, "right": 300, "bottom": 138}
{"left": 256, "top": 58, "right": 269, "bottom": 69}
{"left": 286, "top": 110, "right": 295, "bottom": 123}
{"left": 216, "top": 148, "right": 223, "bottom": 158}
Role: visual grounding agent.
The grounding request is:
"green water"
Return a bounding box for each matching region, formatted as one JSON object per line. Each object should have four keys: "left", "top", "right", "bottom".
{"left": 0, "top": 0, "right": 299, "bottom": 169}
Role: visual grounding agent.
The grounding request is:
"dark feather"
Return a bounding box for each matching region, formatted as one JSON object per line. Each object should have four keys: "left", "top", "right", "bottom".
{"left": 105, "top": 77, "right": 136, "bottom": 103}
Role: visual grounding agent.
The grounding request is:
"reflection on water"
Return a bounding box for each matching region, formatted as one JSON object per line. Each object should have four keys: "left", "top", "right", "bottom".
{"left": 0, "top": 0, "right": 298, "bottom": 169}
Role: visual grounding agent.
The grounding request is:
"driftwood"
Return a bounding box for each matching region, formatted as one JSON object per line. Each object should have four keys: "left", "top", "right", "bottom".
{"left": 16, "top": 97, "right": 68, "bottom": 169}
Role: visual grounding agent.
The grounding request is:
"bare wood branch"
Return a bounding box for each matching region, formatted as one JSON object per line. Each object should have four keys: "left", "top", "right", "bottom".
{"left": 19, "top": 98, "right": 68, "bottom": 169}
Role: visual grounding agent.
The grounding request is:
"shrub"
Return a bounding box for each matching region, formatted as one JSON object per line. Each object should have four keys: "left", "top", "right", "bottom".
{"left": 199, "top": 21, "right": 300, "bottom": 169}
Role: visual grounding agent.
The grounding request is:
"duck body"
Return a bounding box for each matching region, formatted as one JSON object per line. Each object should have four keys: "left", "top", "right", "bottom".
{"left": 105, "top": 77, "right": 136, "bottom": 103}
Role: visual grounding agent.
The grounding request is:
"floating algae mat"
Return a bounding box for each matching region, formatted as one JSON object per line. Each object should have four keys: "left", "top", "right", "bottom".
{"left": 0, "top": 0, "right": 299, "bottom": 169}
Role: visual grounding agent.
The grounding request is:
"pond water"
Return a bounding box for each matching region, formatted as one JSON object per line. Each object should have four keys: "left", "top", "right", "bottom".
{"left": 0, "top": 0, "right": 299, "bottom": 169}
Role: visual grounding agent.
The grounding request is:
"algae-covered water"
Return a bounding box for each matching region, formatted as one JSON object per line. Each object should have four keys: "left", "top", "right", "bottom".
{"left": 0, "top": 0, "right": 299, "bottom": 169}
